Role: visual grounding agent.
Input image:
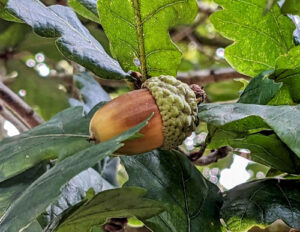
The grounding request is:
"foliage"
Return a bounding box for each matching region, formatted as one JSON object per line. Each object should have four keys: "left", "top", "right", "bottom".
{"left": 122, "top": 150, "right": 223, "bottom": 232}
{"left": 97, "top": 0, "right": 198, "bottom": 80}
{"left": 56, "top": 187, "right": 164, "bottom": 232}
{"left": 210, "top": 0, "right": 295, "bottom": 77}
{"left": 221, "top": 179, "right": 300, "bottom": 231}
{"left": 0, "top": 105, "right": 97, "bottom": 182}
{"left": 2, "top": 0, "right": 127, "bottom": 79}
{"left": 199, "top": 103, "right": 300, "bottom": 173}
{"left": 0, "top": 110, "right": 152, "bottom": 231}
{"left": 282, "top": 0, "right": 300, "bottom": 15}
{"left": 0, "top": 0, "right": 299, "bottom": 231}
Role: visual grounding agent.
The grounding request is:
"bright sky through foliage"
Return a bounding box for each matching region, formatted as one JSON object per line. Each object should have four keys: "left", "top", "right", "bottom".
{"left": 220, "top": 155, "right": 251, "bottom": 190}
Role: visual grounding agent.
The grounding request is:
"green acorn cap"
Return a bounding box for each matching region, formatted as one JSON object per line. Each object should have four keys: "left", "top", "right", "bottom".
{"left": 143, "top": 75, "right": 198, "bottom": 149}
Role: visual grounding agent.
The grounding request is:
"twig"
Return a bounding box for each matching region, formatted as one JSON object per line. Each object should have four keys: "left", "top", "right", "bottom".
{"left": 189, "top": 32, "right": 231, "bottom": 48}
{"left": 177, "top": 68, "right": 249, "bottom": 85}
{"left": 190, "top": 84, "right": 206, "bottom": 104}
{"left": 0, "top": 103, "right": 28, "bottom": 133}
{"left": 189, "top": 146, "right": 232, "bottom": 166}
{"left": 189, "top": 143, "right": 207, "bottom": 161}
{"left": 42, "top": 0, "right": 67, "bottom": 6}
{"left": 172, "top": 15, "right": 207, "bottom": 42}
{"left": 102, "top": 218, "right": 151, "bottom": 232}
{"left": 49, "top": 68, "right": 249, "bottom": 88}
{"left": 102, "top": 218, "right": 128, "bottom": 232}
{"left": 130, "top": 71, "right": 143, "bottom": 89}
{"left": 173, "top": 29, "right": 231, "bottom": 48}
{"left": 0, "top": 82, "right": 44, "bottom": 128}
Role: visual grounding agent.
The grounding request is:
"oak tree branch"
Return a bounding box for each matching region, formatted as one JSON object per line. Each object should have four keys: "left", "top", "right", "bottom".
{"left": 189, "top": 146, "right": 233, "bottom": 166}
{"left": 0, "top": 103, "right": 28, "bottom": 133}
{"left": 0, "top": 82, "right": 44, "bottom": 128}
{"left": 177, "top": 68, "right": 249, "bottom": 85}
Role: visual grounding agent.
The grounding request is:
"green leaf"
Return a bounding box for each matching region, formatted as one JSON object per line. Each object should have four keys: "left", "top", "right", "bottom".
{"left": 221, "top": 179, "right": 300, "bottom": 231}
{"left": 43, "top": 167, "right": 116, "bottom": 227}
{"left": 208, "top": 130, "right": 300, "bottom": 173}
{"left": 282, "top": 0, "right": 300, "bottom": 15}
{"left": 0, "top": 104, "right": 102, "bottom": 183}
{"left": 95, "top": 157, "right": 120, "bottom": 187}
{"left": 122, "top": 150, "right": 223, "bottom": 232}
{"left": 209, "top": 115, "right": 271, "bottom": 134}
{"left": 0, "top": 115, "right": 151, "bottom": 232}
{"left": 97, "top": 0, "right": 198, "bottom": 80}
{"left": 0, "top": 0, "right": 22, "bottom": 22}
{"left": 238, "top": 70, "right": 282, "bottom": 105}
{"left": 69, "top": 72, "right": 110, "bottom": 113}
{"left": 4, "top": 0, "right": 128, "bottom": 79}
{"left": 268, "top": 85, "right": 295, "bottom": 105}
{"left": 276, "top": 46, "right": 300, "bottom": 69}
{"left": 56, "top": 187, "right": 164, "bottom": 232}
{"left": 0, "top": 164, "right": 45, "bottom": 218}
{"left": 273, "top": 46, "right": 300, "bottom": 102}
{"left": 246, "top": 163, "right": 269, "bottom": 181}
{"left": 199, "top": 103, "right": 300, "bottom": 159}
{"left": 210, "top": 0, "right": 295, "bottom": 77}
{"left": 0, "top": 141, "right": 120, "bottom": 232}
{"left": 68, "top": 0, "right": 99, "bottom": 23}
{"left": 23, "top": 221, "right": 43, "bottom": 232}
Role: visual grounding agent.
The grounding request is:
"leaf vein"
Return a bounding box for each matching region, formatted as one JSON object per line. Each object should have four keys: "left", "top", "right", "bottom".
{"left": 214, "top": 17, "right": 285, "bottom": 48}
{"left": 142, "top": 0, "right": 186, "bottom": 24}
{"left": 146, "top": 48, "right": 177, "bottom": 58}
{"left": 108, "top": 8, "right": 136, "bottom": 29}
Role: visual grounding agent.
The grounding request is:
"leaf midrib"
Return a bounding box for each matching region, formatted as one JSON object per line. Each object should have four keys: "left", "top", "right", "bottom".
{"left": 132, "top": 0, "right": 147, "bottom": 81}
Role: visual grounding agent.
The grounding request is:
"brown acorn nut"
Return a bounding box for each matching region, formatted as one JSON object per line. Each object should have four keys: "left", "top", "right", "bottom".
{"left": 89, "top": 89, "right": 164, "bottom": 154}
{"left": 89, "top": 75, "right": 198, "bottom": 155}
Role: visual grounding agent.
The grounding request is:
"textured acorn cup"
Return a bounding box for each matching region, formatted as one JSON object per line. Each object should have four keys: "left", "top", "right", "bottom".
{"left": 89, "top": 75, "right": 198, "bottom": 155}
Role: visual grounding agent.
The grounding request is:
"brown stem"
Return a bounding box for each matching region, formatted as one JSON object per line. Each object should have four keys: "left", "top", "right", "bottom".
{"left": 0, "top": 82, "right": 44, "bottom": 128}
{"left": 172, "top": 15, "right": 207, "bottom": 42}
{"left": 177, "top": 68, "right": 249, "bottom": 86}
{"left": 31, "top": 68, "right": 249, "bottom": 89}
{"left": 189, "top": 84, "right": 206, "bottom": 104}
{"left": 0, "top": 103, "right": 28, "bottom": 133}
{"left": 191, "top": 32, "right": 231, "bottom": 48}
{"left": 102, "top": 218, "right": 128, "bottom": 232}
{"left": 130, "top": 71, "right": 143, "bottom": 89}
{"left": 42, "top": 0, "right": 67, "bottom": 6}
{"left": 190, "top": 146, "right": 232, "bottom": 166}
{"left": 189, "top": 143, "right": 207, "bottom": 161}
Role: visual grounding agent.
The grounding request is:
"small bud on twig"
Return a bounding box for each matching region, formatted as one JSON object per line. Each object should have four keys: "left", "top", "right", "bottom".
{"left": 189, "top": 84, "right": 206, "bottom": 104}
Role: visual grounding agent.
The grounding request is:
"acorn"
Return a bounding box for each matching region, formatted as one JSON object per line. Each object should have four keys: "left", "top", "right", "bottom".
{"left": 89, "top": 75, "right": 199, "bottom": 155}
